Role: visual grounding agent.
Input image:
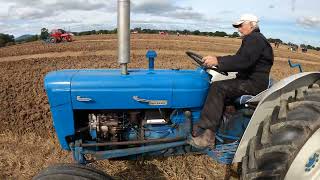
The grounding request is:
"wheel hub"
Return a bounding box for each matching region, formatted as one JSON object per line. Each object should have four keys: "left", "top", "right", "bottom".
{"left": 305, "top": 153, "right": 320, "bottom": 172}
{"left": 285, "top": 128, "right": 320, "bottom": 180}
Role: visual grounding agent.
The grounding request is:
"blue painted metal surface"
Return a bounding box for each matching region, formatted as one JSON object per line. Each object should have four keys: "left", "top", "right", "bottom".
{"left": 80, "top": 141, "right": 187, "bottom": 160}
{"left": 44, "top": 67, "right": 210, "bottom": 150}
{"left": 127, "top": 110, "right": 200, "bottom": 141}
{"left": 146, "top": 50, "right": 157, "bottom": 70}
{"left": 206, "top": 140, "right": 239, "bottom": 164}
{"left": 44, "top": 70, "right": 77, "bottom": 150}
{"left": 71, "top": 140, "right": 87, "bottom": 164}
{"left": 70, "top": 69, "right": 209, "bottom": 109}
{"left": 206, "top": 110, "right": 251, "bottom": 164}
{"left": 90, "top": 129, "right": 97, "bottom": 140}
{"left": 127, "top": 125, "right": 178, "bottom": 140}
{"left": 170, "top": 110, "right": 201, "bottom": 124}
{"left": 44, "top": 49, "right": 251, "bottom": 164}
{"left": 206, "top": 132, "right": 241, "bottom": 164}
{"left": 288, "top": 59, "right": 303, "bottom": 73}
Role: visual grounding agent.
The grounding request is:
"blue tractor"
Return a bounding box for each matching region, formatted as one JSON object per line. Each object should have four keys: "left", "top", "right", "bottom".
{"left": 34, "top": 1, "right": 320, "bottom": 180}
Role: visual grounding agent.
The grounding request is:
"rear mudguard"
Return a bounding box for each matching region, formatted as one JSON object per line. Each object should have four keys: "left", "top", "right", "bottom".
{"left": 233, "top": 72, "right": 320, "bottom": 163}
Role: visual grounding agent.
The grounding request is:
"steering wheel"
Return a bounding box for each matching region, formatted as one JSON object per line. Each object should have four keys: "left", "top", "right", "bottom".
{"left": 186, "top": 51, "right": 228, "bottom": 76}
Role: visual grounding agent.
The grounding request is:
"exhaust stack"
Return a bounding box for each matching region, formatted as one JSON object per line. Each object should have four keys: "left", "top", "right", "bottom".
{"left": 118, "top": 0, "right": 130, "bottom": 75}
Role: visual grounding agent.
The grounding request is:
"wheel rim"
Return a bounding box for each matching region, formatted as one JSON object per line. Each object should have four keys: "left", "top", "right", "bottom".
{"left": 50, "top": 38, "right": 56, "bottom": 43}
{"left": 285, "top": 128, "right": 320, "bottom": 180}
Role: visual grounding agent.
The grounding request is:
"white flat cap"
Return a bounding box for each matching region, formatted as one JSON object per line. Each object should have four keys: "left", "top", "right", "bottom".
{"left": 233, "top": 14, "right": 259, "bottom": 28}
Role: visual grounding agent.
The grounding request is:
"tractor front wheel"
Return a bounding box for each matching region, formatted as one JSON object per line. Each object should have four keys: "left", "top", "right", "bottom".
{"left": 67, "top": 36, "right": 72, "bottom": 42}
{"left": 49, "top": 37, "right": 57, "bottom": 43}
{"left": 33, "top": 163, "right": 113, "bottom": 180}
{"left": 241, "top": 83, "right": 320, "bottom": 180}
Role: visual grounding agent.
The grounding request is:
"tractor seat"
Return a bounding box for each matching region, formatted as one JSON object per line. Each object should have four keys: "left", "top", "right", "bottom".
{"left": 234, "top": 77, "right": 275, "bottom": 106}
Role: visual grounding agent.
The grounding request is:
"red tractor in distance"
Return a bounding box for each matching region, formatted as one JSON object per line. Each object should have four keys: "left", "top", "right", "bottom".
{"left": 49, "top": 29, "right": 73, "bottom": 43}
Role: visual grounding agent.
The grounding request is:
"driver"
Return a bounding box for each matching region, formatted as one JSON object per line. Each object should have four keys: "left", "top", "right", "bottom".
{"left": 189, "top": 14, "right": 274, "bottom": 148}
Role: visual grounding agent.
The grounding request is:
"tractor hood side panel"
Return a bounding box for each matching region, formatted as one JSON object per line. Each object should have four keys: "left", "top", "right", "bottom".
{"left": 44, "top": 70, "right": 79, "bottom": 150}
{"left": 70, "top": 69, "right": 210, "bottom": 109}
{"left": 172, "top": 70, "right": 210, "bottom": 108}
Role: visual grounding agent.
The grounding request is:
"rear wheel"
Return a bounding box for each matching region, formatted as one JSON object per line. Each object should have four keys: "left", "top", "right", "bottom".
{"left": 67, "top": 36, "right": 72, "bottom": 42}
{"left": 49, "top": 37, "right": 57, "bottom": 43}
{"left": 33, "top": 163, "right": 113, "bottom": 180}
{"left": 241, "top": 82, "right": 320, "bottom": 180}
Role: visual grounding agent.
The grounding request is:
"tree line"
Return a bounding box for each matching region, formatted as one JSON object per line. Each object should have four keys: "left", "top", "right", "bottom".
{"left": 0, "top": 33, "right": 15, "bottom": 47}
{"left": 1, "top": 27, "right": 319, "bottom": 51}
{"left": 72, "top": 28, "right": 239, "bottom": 38}
{"left": 0, "top": 33, "right": 39, "bottom": 47}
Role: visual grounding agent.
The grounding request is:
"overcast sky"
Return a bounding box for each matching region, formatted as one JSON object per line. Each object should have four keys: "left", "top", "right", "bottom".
{"left": 0, "top": 0, "right": 319, "bottom": 46}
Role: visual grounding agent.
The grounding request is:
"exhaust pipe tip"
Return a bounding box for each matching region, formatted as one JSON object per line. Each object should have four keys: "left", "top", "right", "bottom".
{"left": 120, "top": 64, "right": 128, "bottom": 75}
{"left": 117, "top": 0, "right": 130, "bottom": 75}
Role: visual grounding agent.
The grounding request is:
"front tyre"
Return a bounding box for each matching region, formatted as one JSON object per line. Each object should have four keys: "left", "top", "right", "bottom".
{"left": 33, "top": 163, "right": 113, "bottom": 180}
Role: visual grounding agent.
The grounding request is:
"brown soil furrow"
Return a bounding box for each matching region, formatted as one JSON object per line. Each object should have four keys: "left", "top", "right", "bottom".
{"left": 1, "top": 49, "right": 319, "bottom": 66}
{"left": 0, "top": 34, "right": 319, "bottom": 180}
{"left": 75, "top": 38, "right": 241, "bottom": 47}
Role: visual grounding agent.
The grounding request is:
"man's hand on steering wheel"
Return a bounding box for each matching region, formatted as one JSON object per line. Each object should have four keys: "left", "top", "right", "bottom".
{"left": 203, "top": 56, "right": 218, "bottom": 67}
{"left": 186, "top": 51, "right": 228, "bottom": 76}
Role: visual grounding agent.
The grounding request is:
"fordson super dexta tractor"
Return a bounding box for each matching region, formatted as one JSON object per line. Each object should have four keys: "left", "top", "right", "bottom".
{"left": 35, "top": 1, "right": 320, "bottom": 180}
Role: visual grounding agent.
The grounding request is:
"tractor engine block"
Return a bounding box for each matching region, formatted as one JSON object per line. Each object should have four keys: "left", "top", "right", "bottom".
{"left": 88, "top": 113, "right": 127, "bottom": 142}
{"left": 83, "top": 110, "right": 172, "bottom": 143}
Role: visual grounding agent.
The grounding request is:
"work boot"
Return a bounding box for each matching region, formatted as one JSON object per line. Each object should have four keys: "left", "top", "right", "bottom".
{"left": 188, "top": 129, "right": 216, "bottom": 149}
{"left": 192, "top": 124, "right": 205, "bottom": 137}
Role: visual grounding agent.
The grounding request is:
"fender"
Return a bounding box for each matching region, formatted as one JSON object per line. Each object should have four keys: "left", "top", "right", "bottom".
{"left": 233, "top": 72, "right": 320, "bottom": 162}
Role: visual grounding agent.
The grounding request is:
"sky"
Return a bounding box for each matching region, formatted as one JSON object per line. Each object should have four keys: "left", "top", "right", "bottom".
{"left": 0, "top": 0, "right": 319, "bottom": 46}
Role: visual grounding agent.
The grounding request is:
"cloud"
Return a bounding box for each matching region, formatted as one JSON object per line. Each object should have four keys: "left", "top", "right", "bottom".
{"left": 0, "top": 0, "right": 116, "bottom": 36}
{"left": 166, "top": 11, "right": 204, "bottom": 20}
{"left": 132, "top": 0, "right": 186, "bottom": 14}
{"left": 1, "top": 0, "right": 113, "bottom": 20}
{"left": 132, "top": 0, "right": 206, "bottom": 21}
{"left": 8, "top": 6, "right": 53, "bottom": 20}
{"left": 291, "top": 0, "right": 296, "bottom": 12}
{"left": 0, "top": 0, "right": 319, "bottom": 47}
{"left": 268, "top": 5, "right": 275, "bottom": 9}
{"left": 218, "top": 10, "right": 233, "bottom": 15}
{"left": 0, "top": 0, "right": 220, "bottom": 36}
{"left": 52, "top": 0, "right": 109, "bottom": 11}
{"left": 297, "top": 16, "right": 320, "bottom": 28}
{"left": 44, "top": 18, "right": 82, "bottom": 25}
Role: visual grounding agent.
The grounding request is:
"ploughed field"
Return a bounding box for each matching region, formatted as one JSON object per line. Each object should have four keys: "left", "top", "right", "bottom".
{"left": 0, "top": 34, "right": 319, "bottom": 180}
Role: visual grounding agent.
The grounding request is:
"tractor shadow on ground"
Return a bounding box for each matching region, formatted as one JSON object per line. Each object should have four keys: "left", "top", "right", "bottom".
{"left": 113, "top": 160, "right": 167, "bottom": 180}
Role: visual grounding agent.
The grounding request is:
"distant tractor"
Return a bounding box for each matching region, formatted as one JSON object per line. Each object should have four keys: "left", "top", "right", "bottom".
{"left": 131, "top": 31, "right": 139, "bottom": 34}
{"left": 290, "top": 45, "right": 298, "bottom": 52}
{"left": 48, "top": 29, "right": 73, "bottom": 43}
{"left": 159, "top": 31, "right": 168, "bottom": 36}
{"left": 302, "top": 47, "right": 308, "bottom": 53}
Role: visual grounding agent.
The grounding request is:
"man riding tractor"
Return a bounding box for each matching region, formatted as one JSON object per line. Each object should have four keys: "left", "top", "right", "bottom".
{"left": 189, "top": 14, "right": 274, "bottom": 148}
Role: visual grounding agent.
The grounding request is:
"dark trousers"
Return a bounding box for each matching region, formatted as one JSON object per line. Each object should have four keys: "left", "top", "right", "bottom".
{"left": 198, "top": 79, "right": 267, "bottom": 132}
